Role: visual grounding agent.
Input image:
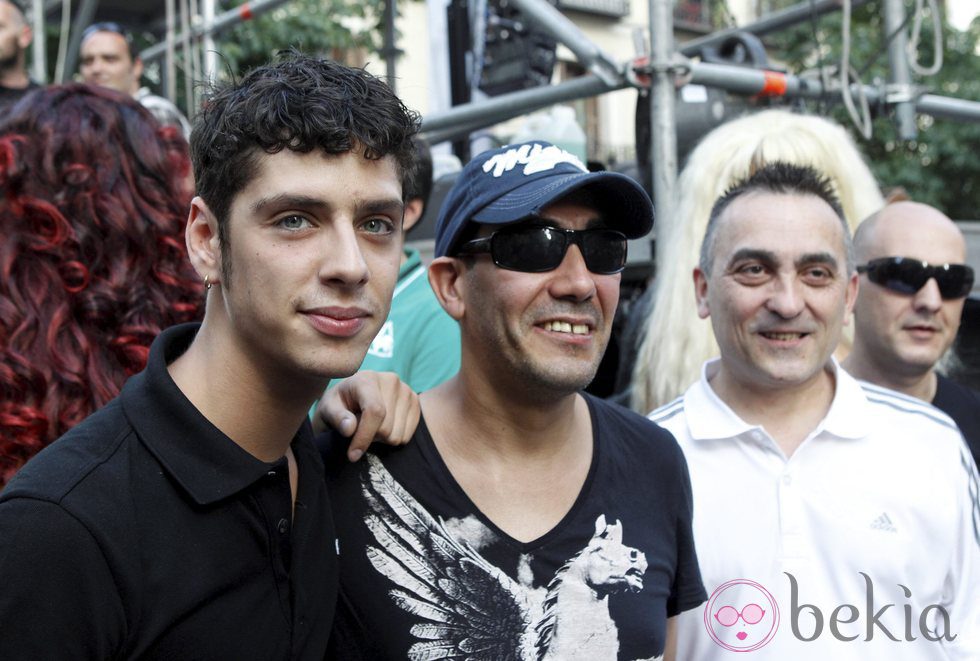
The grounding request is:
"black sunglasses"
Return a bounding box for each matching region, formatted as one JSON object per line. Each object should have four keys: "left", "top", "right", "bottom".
{"left": 81, "top": 22, "right": 135, "bottom": 49}
{"left": 456, "top": 225, "right": 628, "bottom": 275}
{"left": 857, "top": 257, "right": 975, "bottom": 300}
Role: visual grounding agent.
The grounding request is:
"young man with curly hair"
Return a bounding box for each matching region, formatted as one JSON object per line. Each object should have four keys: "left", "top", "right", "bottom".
{"left": 0, "top": 53, "right": 420, "bottom": 658}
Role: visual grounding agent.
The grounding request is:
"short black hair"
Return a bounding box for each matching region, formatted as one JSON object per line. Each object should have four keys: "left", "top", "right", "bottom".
{"left": 404, "top": 136, "right": 433, "bottom": 209}
{"left": 699, "top": 161, "right": 852, "bottom": 274}
{"left": 190, "top": 51, "right": 421, "bottom": 268}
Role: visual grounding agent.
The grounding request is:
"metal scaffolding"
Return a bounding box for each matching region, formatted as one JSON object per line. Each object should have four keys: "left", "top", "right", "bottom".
{"left": 29, "top": 0, "right": 980, "bottom": 177}
{"left": 420, "top": 0, "right": 978, "bottom": 227}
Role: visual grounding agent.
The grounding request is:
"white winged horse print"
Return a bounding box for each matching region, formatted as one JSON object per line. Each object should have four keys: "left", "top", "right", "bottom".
{"left": 359, "top": 455, "right": 649, "bottom": 660}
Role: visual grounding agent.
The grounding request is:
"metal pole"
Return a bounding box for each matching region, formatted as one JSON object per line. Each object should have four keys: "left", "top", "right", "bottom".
{"left": 189, "top": 0, "right": 203, "bottom": 113}
{"left": 421, "top": 60, "right": 980, "bottom": 143}
{"left": 382, "top": 0, "right": 399, "bottom": 92}
{"left": 508, "top": 0, "right": 621, "bottom": 85}
{"left": 649, "top": 0, "right": 677, "bottom": 244}
{"left": 883, "top": 0, "right": 917, "bottom": 139}
{"left": 679, "top": 0, "right": 872, "bottom": 55}
{"left": 61, "top": 0, "right": 100, "bottom": 83}
{"left": 203, "top": 0, "right": 217, "bottom": 85}
{"left": 31, "top": 0, "right": 46, "bottom": 82}
{"left": 181, "top": 0, "right": 193, "bottom": 110}
{"left": 166, "top": 0, "right": 177, "bottom": 101}
{"left": 141, "top": 0, "right": 293, "bottom": 65}
{"left": 446, "top": 0, "right": 473, "bottom": 162}
{"left": 911, "top": 94, "right": 980, "bottom": 123}
{"left": 423, "top": 73, "right": 614, "bottom": 136}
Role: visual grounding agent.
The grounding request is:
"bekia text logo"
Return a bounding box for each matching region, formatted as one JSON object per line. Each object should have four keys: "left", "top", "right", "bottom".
{"left": 704, "top": 573, "right": 956, "bottom": 652}
{"left": 704, "top": 579, "right": 779, "bottom": 652}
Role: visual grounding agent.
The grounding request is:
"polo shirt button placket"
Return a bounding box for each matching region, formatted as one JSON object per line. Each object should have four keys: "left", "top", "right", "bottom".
{"left": 778, "top": 467, "right": 807, "bottom": 561}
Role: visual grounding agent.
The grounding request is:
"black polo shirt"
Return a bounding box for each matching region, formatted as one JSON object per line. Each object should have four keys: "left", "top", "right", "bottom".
{"left": 0, "top": 323, "right": 337, "bottom": 659}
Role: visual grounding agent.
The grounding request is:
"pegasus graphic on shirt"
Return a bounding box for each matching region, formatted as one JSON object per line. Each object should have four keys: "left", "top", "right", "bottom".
{"left": 360, "top": 455, "right": 650, "bottom": 660}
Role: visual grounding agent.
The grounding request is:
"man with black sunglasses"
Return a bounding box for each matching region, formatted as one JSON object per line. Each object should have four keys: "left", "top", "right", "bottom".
{"left": 321, "top": 141, "right": 707, "bottom": 659}
{"left": 844, "top": 201, "right": 979, "bottom": 468}
{"left": 649, "top": 164, "right": 980, "bottom": 659}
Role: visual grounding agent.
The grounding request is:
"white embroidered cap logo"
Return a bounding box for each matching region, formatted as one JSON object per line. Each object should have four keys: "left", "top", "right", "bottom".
{"left": 482, "top": 143, "right": 588, "bottom": 178}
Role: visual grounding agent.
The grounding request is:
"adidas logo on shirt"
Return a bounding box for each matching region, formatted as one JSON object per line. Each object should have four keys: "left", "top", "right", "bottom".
{"left": 869, "top": 512, "right": 897, "bottom": 533}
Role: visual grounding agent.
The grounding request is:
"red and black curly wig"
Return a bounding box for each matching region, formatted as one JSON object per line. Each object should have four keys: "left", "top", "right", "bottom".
{"left": 0, "top": 84, "right": 202, "bottom": 485}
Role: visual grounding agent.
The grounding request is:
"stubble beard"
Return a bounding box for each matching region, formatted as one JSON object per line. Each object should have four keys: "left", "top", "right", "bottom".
{"left": 502, "top": 327, "right": 604, "bottom": 402}
{"left": 0, "top": 49, "right": 21, "bottom": 76}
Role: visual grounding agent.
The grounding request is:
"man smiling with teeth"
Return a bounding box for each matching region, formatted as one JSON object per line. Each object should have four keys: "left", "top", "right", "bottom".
{"left": 649, "top": 163, "right": 980, "bottom": 660}
{"left": 544, "top": 320, "right": 589, "bottom": 334}
{"left": 321, "top": 141, "right": 706, "bottom": 659}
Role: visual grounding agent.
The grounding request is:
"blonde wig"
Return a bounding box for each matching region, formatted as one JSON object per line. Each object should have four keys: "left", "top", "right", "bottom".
{"left": 630, "top": 109, "right": 885, "bottom": 414}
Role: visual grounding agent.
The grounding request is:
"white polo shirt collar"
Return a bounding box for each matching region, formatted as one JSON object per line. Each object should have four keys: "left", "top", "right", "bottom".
{"left": 685, "top": 358, "right": 870, "bottom": 445}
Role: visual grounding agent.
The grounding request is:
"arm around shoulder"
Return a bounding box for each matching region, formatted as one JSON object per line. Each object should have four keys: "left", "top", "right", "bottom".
{"left": 0, "top": 498, "right": 126, "bottom": 658}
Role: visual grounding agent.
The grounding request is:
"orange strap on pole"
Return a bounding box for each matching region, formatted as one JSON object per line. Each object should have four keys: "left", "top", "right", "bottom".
{"left": 759, "top": 71, "right": 788, "bottom": 97}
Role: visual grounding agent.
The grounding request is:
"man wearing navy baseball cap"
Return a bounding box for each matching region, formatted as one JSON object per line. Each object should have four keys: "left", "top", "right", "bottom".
{"left": 322, "top": 141, "right": 706, "bottom": 659}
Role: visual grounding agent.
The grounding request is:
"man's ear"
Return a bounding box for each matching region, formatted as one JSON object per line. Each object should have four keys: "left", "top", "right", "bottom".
{"left": 693, "top": 267, "right": 711, "bottom": 319}
{"left": 402, "top": 197, "right": 424, "bottom": 233}
{"left": 428, "top": 257, "right": 467, "bottom": 321}
{"left": 18, "top": 25, "right": 31, "bottom": 49}
{"left": 185, "top": 196, "right": 223, "bottom": 286}
{"left": 133, "top": 56, "right": 145, "bottom": 84}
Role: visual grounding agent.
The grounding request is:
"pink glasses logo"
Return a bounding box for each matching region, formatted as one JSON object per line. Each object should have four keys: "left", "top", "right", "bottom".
{"left": 704, "top": 579, "right": 780, "bottom": 652}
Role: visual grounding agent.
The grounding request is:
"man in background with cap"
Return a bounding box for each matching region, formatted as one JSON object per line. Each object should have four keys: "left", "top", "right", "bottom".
{"left": 79, "top": 21, "right": 191, "bottom": 137}
{"left": 0, "top": 0, "right": 38, "bottom": 112}
{"left": 322, "top": 141, "right": 706, "bottom": 659}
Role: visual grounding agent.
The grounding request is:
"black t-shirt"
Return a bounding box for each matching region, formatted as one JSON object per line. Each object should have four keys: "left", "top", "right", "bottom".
{"left": 323, "top": 394, "right": 706, "bottom": 660}
{"left": 0, "top": 81, "right": 39, "bottom": 114}
{"left": 934, "top": 373, "right": 980, "bottom": 470}
{"left": 0, "top": 324, "right": 337, "bottom": 659}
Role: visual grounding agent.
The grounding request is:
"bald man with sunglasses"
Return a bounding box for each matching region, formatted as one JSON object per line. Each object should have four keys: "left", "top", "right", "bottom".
{"left": 843, "top": 201, "right": 978, "bottom": 468}
{"left": 319, "top": 141, "right": 706, "bottom": 659}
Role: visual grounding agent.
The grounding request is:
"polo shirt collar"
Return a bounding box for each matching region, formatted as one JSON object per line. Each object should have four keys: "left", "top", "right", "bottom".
{"left": 120, "top": 323, "right": 312, "bottom": 505}
{"left": 820, "top": 359, "right": 871, "bottom": 439}
{"left": 401, "top": 247, "right": 423, "bottom": 277}
{"left": 684, "top": 359, "right": 756, "bottom": 441}
{"left": 686, "top": 357, "right": 870, "bottom": 442}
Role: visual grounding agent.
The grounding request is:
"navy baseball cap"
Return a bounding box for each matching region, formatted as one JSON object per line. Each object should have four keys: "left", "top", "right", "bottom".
{"left": 435, "top": 141, "right": 654, "bottom": 257}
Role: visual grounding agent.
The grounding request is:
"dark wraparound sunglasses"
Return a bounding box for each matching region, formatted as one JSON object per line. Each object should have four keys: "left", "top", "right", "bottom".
{"left": 82, "top": 22, "right": 133, "bottom": 42}
{"left": 456, "top": 225, "right": 628, "bottom": 275}
{"left": 857, "top": 256, "right": 974, "bottom": 299}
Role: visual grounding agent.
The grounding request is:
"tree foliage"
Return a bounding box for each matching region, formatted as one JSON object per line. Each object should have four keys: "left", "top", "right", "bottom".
{"left": 217, "top": 0, "right": 388, "bottom": 73}
{"left": 764, "top": 1, "right": 980, "bottom": 218}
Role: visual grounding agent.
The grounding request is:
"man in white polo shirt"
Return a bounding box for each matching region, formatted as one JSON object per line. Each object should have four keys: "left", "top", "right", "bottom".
{"left": 649, "top": 162, "right": 980, "bottom": 660}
